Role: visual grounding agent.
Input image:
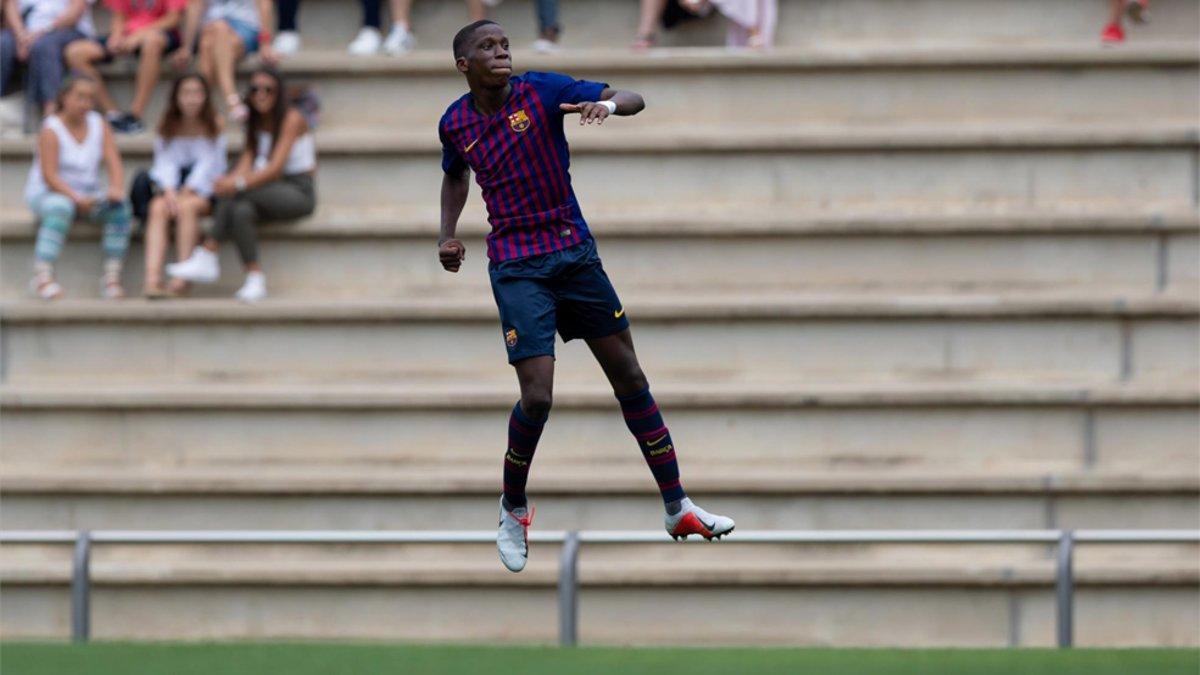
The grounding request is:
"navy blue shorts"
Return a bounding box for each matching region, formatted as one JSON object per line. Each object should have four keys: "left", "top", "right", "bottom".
{"left": 489, "top": 237, "right": 630, "bottom": 364}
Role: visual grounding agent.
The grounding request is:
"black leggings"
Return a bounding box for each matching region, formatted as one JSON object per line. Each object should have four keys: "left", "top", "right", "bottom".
{"left": 277, "top": 0, "right": 383, "bottom": 32}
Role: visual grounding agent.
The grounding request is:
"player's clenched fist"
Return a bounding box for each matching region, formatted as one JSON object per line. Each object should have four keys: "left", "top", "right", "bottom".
{"left": 560, "top": 101, "right": 614, "bottom": 125}
{"left": 439, "top": 239, "right": 466, "bottom": 272}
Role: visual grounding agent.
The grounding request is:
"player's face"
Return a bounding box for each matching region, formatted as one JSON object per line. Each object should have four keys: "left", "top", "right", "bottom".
{"left": 462, "top": 26, "right": 512, "bottom": 88}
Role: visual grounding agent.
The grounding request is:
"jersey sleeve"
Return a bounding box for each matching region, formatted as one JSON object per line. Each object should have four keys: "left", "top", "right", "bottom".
{"left": 439, "top": 123, "right": 467, "bottom": 176}
{"left": 527, "top": 71, "right": 610, "bottom": 109}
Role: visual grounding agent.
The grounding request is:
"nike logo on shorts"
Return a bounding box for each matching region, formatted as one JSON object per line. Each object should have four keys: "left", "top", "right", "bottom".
{"left": 614, "top": 308, "right": 625, "bottom": 318}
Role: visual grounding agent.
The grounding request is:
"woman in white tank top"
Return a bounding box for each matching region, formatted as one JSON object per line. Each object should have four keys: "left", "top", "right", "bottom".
{"left": 25, "top": 76, "right": 133, "bottom": 300}
{"left": 168, "top": 67, "right": 317, "bottom": 303}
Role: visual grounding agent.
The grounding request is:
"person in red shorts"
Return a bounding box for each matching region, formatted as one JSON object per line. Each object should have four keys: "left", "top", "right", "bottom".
{"left": 64, "top": 0, "right": 187, "bottom": 133}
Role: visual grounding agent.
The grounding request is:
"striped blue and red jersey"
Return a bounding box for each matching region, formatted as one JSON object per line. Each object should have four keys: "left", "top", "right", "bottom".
{"left": 439, "top": 71, "right": 608, "bottom": 262}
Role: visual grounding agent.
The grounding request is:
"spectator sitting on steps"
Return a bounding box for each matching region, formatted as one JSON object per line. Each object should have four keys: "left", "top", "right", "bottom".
{"left": 170, "top": 0, "right": 278, "bottom": 122}
{"left": 2, "top": 0, "right": 98, "bottom": 118}
{"left": 166, "top": 67, "right": 316, "bottom": 303}
{"left": 139, "top": 73, "right": 226, "bottom": 299}
{"left": 63, "top": 0, "right": 188, "bottom": 134}
{"left": 24, "top": 76, "right": 132, "bottom": 300}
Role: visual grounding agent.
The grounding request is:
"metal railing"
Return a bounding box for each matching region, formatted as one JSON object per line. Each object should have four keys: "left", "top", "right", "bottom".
{"left": 2, "top": 528, "right": 1196, "bottom": 647}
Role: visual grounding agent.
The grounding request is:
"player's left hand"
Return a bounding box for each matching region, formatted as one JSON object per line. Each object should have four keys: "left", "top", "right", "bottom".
{"left": 560, "top": 102, "right": 611, "bottom": 125}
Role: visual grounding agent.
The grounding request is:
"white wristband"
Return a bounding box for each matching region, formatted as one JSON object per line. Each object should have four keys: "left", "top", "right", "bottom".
{"left": 598, "top": 100, "right": 617, "bottom": 114}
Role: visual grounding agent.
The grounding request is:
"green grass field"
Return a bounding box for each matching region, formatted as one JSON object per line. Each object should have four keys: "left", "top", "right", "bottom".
{"left": 2, "top": 643, "right": 1197, "bottom": 675}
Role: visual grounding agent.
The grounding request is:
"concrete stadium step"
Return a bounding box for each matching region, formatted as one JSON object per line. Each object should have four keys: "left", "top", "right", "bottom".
{"left": 3, "top": 382, "right": 1196, "bottom": 476}
{"left": 1, "top": 210, "right": 1196, "bottom": 300}
{"left": 2, "top": 123, "right": 1196, "bottom": 214}
{"left": 1, "top": 462, "right": 1197, "bottom": 531}
{"left": 1, "top": 294, "right": 1195, "bottom": 385}
{"left": 84, "top": 46, "right": 1200, "bottom": 129}
{"left": 205, "top": 0, "right": 1200, "bottom": 50}
{"left": 4, "top": 542, "right": 1196, "bottom": 645}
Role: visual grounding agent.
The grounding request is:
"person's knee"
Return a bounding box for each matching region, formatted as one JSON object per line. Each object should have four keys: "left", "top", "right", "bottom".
{"left": 230, "top": 200, "right": 256, "bottom": 226}
{"left": 612, "top": 360, "right": 649, "bottom": 393}
{"left": 148, "top": 196, "right": 170, "bottom": 218}
{"left": 40, "top": 193, "right": 76, "bottom": 224}
{"left": 63, "top": 40, "right": 96, "bottom": 66}
{"left": 141, "top": 31, "right": 168, "bottom": 53}
{"left": 30, "top": 34, "right": 62, "bottom": 60}
{"left": 520, "top": 391, "right": 553, "bottom": 421}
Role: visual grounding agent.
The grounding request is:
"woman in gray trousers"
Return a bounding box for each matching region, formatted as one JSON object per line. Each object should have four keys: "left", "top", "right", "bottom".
{"left": 166, "top": 67, "right": 315, "bottom": 302}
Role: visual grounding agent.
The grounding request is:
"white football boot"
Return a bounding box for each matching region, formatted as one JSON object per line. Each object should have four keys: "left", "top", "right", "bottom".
{"left": 497, "top": 497, "right": 534, "bottom": 572}
{"left": 665, "top": 497, "right": 735, "bottom": 541}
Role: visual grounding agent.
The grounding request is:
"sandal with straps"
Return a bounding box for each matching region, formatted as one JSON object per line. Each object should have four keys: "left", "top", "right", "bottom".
{"left": 30, "top": 275, "right": 64, "bottom": 300}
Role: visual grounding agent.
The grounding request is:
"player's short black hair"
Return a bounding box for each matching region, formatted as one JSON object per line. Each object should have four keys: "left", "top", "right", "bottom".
{"left": 453, "top": 20, "right": 499, "bottom": 59}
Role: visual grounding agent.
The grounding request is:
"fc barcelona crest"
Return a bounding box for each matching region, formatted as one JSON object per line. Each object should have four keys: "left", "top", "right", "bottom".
{"left": 505, "top": 328, "right": 519, "bottom": 348}
{"left": 508, "top": 109, "right": 531, "bottom": 133}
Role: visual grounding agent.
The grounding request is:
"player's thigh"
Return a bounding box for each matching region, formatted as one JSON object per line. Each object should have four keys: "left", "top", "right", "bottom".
{"left": 555, "top": 244, "right": 630, "bottom": 344}
{"left": 489, "top": 265, "right": 559, "bottom": 364}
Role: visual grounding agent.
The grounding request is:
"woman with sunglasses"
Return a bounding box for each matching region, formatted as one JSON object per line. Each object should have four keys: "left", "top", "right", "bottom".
{"left": 166, "top": 67, "right": 315, "bottom": 303}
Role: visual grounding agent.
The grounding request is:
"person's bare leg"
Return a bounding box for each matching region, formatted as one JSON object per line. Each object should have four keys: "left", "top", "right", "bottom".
{"left": 64, "top": 40, "right": 119, "bottom": 113}
{"left": 389, "top": 0, "right": 413, "bottom": 25}
{"left": 210, "top": 22, "right": 246, "bottom": 103}
{"left": 129, "top": 31, "right": 168, "bottom": 118}
{"left": 1108, "top": 0, "right": 1124, "bottom": 25}
{"left": 636, "top": 0, "right": 668, "bottom": 40}
{"left": 142, "top": 196, "right": 170, "bottom": 293}
{"left": 169, "top": 194, "right": 209, "bottom": 294}
{"left": 197, "top": 25, "right": 218, "bottom": 85}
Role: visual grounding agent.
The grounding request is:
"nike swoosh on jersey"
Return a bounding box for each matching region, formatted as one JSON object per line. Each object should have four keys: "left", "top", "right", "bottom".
{"left": 465, "top": 137, "right": 481, "bottom": 152}
{"left": 614, "top": 308, "right": 625, "bottom": 318}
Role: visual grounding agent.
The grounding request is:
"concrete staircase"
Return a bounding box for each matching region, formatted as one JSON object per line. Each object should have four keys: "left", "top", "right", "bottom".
{"left": 1, "top": 0, "right": 1197, "bottom": 646}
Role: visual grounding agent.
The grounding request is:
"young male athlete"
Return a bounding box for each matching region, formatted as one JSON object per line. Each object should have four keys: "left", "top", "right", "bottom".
{"left": 437, "top": 20, "right": 734, "bottom": 572}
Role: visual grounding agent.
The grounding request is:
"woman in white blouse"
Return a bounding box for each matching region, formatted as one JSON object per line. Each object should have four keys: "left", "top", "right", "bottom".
{"left": 143, "top": 73, "right": 226, "bottom": 298}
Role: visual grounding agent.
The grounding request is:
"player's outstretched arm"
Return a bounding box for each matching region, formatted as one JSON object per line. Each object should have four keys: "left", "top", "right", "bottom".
{"left": 438, "top": 168, "right": 470, "bottom": 273}
{"left": 560, "top": 88, "right": 645, "bottom": 125}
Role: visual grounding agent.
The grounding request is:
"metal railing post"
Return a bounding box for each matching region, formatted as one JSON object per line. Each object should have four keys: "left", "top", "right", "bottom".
{"left": 71, "top": 530, "right": 91, "bottom": 643}
{"left": 1055, "top": 529, "right": 1075, "bottom": 648}
{"left": 557, "top": 531, "right": 581, "bottom": 647}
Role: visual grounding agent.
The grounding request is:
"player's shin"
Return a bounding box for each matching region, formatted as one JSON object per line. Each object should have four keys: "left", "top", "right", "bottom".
{"left": 502, "top": 401, "right": 546, "bottom": 509}
{"left": 617, "top": 387, "right": 687, "bottom": 511}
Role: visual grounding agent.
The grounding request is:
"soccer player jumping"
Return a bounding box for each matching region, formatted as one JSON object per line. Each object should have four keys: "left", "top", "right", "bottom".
{"left": 437, "top": 20, "right": 735, "bottom": 572}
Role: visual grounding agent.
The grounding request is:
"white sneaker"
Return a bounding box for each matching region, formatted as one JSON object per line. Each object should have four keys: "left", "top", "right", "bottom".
{"left": 165, "top": 247, "right": 220, "bottom": 284}
{"left": 234, "top": 271, "right": 267, "bottom": 303}
{"left": 531, "top": 38, "right": 559, "bottom": 53}
{"left": 347, "top": 27, "right": 382, "bottom": 55}
{"left": 273, "top": 31, "right": 301, "bottom": 55}
{"left": 497, "top": 496, "right": 534, "bottom": 572}
{"left": 382, "top": 26, "right": 416, "bottom": 55}
{"left": 665, "top": 497, "right": 735, "bottom": 541}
